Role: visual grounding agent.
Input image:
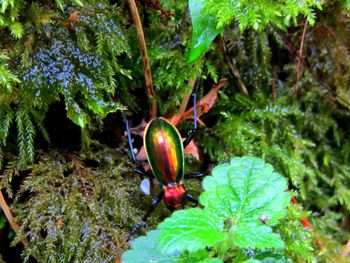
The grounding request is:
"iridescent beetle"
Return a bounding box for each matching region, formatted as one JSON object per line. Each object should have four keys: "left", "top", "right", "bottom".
{"left": 123, "top": 80, "right": 206, "bottom": 237}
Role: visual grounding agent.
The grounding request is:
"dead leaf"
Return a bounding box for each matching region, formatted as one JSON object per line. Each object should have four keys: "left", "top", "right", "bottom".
{"left": 64, "top": 11, "right": 79, "bottom": 31}
{"left": 184, "top": 139, "right": 200, "bottom": 161}
{"left": 129, "top": 118, "right": 148, "bottom": 137}
{"left": 169, "top": 79, "right": 228, "bottom": 126}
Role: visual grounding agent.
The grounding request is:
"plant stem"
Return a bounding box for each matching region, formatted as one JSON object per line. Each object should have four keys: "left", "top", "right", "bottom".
{"left": 176, "top": 80, "right": 196, "bottom": 117}
{"left": 218, "top": 35, "right": 250, "bottom": 99}
{"left": 127, "top": 0, "right": 157, "bottom": 118}
{"left": 293, "top": 20, "right": 308, "bottom": 97}
{"left": 0, "top": 189, "right": 29, "bottom": 247}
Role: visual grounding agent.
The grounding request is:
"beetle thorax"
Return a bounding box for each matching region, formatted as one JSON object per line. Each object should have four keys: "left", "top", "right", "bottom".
{"left": 163, "top": 181, "right": 186, "bottom": 211}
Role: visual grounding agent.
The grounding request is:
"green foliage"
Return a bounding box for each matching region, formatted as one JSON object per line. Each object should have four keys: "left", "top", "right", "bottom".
{"left": 158, "top": 209, "right": 226, "bottom": 254}
{"left": 0, "top": 212, "right": 5, "bottom": 230}
{"left": 0, "top": 104, "right": 47, "bottom": 168}
{"left": 203, "top": 0, "right": 322, "bottom": 31}
{"left": 276, "top": 204, "right": 314, "bottom": 262}
{"left": 203, "top": 2, "right": 350, "bottom": 259}
{"left": 245, "top": 252, "right": 290, "bottom": 263}
{"left": 0, "top": 0, "right": 130, "bottom": 167}
{"left": 199, "top": 157, "right": 289, "bottom": 250}
{"left": 0, "top": 0, "right": 82, "bottom": 38}
{"left": 122, "top": 230, "right": 180, "bottom": 263}
{"left": 55, "top": 0, "right": 83, "bottom": 11}
{"left": 187, "top": 0, "right": 322, "bottom": 63}
{"left": 0, "top": 147, "right": 145, "bottom": 262}
{"left": 186, "top": 0, "right": 222, "bottom": 63}
{"left": 21, "top": 26, "right": 124, "bottom": 127}
{"left": 123, "top": 157, "right": 307, "bottom": 262}
{"left": 0, "top": 54, "right": 20, "bottom": 92}
{"left": 0, "top": 0, "right": 25, "bottom": 38}
{"left": 123, "top": 229, "right": 221, "bottom": 263}
{"left": 0, "top": 0, "right": 349, "bottom": 261}
{"left": 144, "top": 1, "right": 210, "bottom": 114}
{"left": 204, "top": 88, "right": 350, "bottom": 212}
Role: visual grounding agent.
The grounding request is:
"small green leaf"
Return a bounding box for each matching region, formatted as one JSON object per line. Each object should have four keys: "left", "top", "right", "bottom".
{"left": 158, "top": 208, "right": 226, "bottom": 254}
{"left": 231, "top": 222, "right": 284, "bottom": 249}
{"left": 200, "top": 156, "right": 290, "bottom": 249}
{"left": 66, "top": 101, "right": 87, "bottom": 128}
{"left": 72, "top": 0, "right": 83, "bottom": 7}
{"left": 10, "top": 22, "right": 24, "bottom": 38}
{"left": 1, "top": 1, "right": 8, "bottom": 13}
{"left": 186, "top": 0, "right": 223, "bottom": 63}
{"left": 122, "top": 230, "right": 180, "bottom": 263}
{"left": 55, "top": 0, "right": 64, "bottom": 11}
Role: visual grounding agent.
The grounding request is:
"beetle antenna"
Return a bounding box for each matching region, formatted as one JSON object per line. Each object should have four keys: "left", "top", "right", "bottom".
{"left": 183, "top": 60, "right": 206, "bottom": 147}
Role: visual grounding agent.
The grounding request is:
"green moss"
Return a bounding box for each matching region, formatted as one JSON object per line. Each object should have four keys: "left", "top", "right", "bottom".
{"left": 4, "top": 147, "right": 145, "bottom": 262}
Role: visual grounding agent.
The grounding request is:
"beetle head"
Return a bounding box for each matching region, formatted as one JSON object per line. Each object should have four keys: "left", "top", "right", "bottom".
{"left": 163, "top": 181, "right": 187, "bottom": 211}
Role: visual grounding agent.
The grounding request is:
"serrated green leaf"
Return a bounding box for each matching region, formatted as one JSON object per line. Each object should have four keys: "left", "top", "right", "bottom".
{"left": 200, "top": 156, "right": 290, "bottom": 224}
{"left": 186, "top": 0, "right": 223, "bottom": 63}
{"left": 199, "top": 156, "right": 290, "bottom": 249}
{"left": 122, "top": 230, "right": 180, "bottom": 263}
{"left": 158, "top": 208, "right": 226, "bottom": 254}
{"left": 231, "top": 222, "right": 284, "bottom": 249}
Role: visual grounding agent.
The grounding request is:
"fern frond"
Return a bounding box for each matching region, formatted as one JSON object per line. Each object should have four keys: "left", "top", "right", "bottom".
{"left": 30, "top": 110, "right": 50, "bottom": 144}
{"left": 23, "top": 112, "right": 35, "bottom": 164}
{"left": 0, "top": 108, "right": 13, "bottom": 145}
{"left": 0, "top": 54, "right": 20, "bottom": 92}
{"left": 15, "top": 108, "right": 36, "bottom": 166}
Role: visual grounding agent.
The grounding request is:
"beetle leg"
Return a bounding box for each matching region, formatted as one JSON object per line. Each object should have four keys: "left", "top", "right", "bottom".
{"left": 133, "top": 168, "right": 147, "bottom": 176}
{"left": 183, "top": 89, "right": 198, "bottom": 148}
{"left": 184, "top": 173, "right": 207, "bottom": 180}
{"left": 186, "top": 193, "right": 198, "bottom": 207}
{"left": 122, "top": 112, "right": 146, "bottom": 164}
{"left": 128, "top": 191, "right": 163, "bottom": 240}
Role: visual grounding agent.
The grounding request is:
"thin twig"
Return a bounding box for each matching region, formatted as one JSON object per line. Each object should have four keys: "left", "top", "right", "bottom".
{"left": 218, "top": 35, "right": 250, "bottom": 98}
{"left": 293, "top": 20, "right": 309, "bottom": 97}
{"left": 272, "top": 25, "right": 350, "bottom": 108}
{"left": 176, "top": 80, "right": 196, "bottom": 117}
{"left": 127, "top": 0, "right": 157, "bottom": 118}
{"left": 0, "top": 189, "right": 29, "bottom": 246}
